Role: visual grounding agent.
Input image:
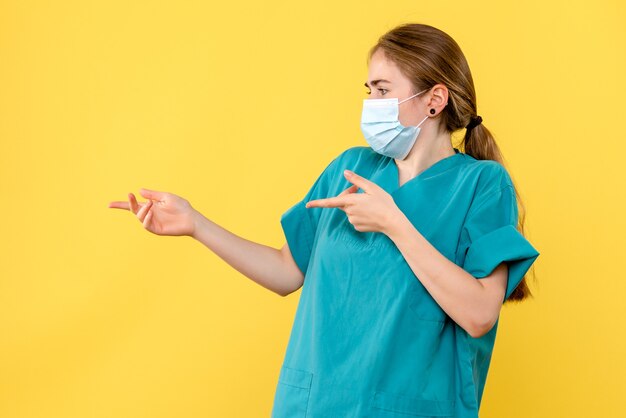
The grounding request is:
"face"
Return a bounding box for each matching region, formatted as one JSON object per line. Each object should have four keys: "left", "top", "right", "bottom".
{"left": 364, "top": 48, "right": 448, "bottom": 128}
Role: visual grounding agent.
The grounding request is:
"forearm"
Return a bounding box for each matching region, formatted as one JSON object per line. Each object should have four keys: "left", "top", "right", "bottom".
{"left": 190, "top": 210, "right": 299, "bottom": 296}
{"left": 383, "top": 210, "right": 489, "bottom": 337}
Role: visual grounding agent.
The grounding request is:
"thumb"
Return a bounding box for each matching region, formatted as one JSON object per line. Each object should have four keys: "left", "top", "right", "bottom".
{"left": 344, "top": 170, "right": 373, "bottom": 193}
{"left": 338, "top": 184, "right": 359, "bottom": 196}
{"left": 139, "top": 188, "right": 165, "bottom": 200}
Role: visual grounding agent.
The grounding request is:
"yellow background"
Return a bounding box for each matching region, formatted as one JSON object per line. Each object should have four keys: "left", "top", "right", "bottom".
{"left": 1, "top": 0, "right": 624, "bottom": 417}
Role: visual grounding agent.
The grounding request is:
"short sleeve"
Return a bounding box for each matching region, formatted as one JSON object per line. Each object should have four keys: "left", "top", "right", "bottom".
{"left": 461, "top": 184, "right": 540, "bottom": 303}
{"left": 280, "top": 150, "right": 346, "bottom": 275}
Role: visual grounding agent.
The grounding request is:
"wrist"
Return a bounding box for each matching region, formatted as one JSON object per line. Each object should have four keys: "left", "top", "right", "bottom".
{"left": 190, "top": 209, "right": 204, "bottom": 239}
{"left": 383, "top": 208, "right": 407, "bottom": 240}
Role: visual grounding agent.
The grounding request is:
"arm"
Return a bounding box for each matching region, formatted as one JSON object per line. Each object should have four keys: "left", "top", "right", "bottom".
{"left": 303, "top": 167, "right": 536, "bottom": 336}
{"left": 384, "top": 212, "right": 507, "bottom": 338}
{"left": 191, "top": 210, "right": 305, "bottom": 297}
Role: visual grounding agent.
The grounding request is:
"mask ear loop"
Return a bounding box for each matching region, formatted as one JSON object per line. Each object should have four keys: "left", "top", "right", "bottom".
{"left": 416, "top": 114, "right": 429, "bottom": 128}
{"left": 398, "top": 88, "right": 430, "bottom": 128}
{"left": 398, "top": 88, "right": 429, "bottom": 104}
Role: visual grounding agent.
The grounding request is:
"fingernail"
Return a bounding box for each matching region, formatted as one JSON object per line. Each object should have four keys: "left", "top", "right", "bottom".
{"left": 344, "top": 170, "right": 352, "bottom": 176}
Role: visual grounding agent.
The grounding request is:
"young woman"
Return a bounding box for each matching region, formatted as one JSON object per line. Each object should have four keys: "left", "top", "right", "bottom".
{"left": 109, "top": 23, "right": 540, "bottom": 418}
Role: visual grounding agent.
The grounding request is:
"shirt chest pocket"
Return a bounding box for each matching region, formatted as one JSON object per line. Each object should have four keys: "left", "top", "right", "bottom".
{"left": 332, "top": 213, "right": 392, "bottom": 252}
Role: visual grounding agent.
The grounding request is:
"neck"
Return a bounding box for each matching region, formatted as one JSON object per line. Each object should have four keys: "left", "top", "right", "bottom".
{"left": 394, "top": 132, "right": 455, "bottom": 178}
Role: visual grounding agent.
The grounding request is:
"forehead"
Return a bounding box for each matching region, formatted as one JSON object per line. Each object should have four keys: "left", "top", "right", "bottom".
{"left": 366, "top": 49, "right": 408, "bottom": 86}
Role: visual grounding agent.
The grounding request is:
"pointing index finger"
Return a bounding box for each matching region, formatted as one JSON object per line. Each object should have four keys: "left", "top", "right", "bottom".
{"left": 305, "top": 195, "right": 348, "bottom": 209}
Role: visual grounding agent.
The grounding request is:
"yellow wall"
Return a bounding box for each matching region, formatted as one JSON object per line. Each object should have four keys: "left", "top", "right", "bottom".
{"left": 1, "top": 0, "right": 624, "bottom": 417}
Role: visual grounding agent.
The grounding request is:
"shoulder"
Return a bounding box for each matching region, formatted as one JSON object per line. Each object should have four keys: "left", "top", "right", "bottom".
{"left": 308, "top": 146, "right": 373, "bottom": 186}
{"left": 463, "top": 158, "right": 514, "bottom": 196}
{"left": 459, "top": 158, "right": 517, "bottom": 217}
{"left": 334, "top": 145, "right": 376, "bottom": 163}
{"left": 325, "top": 145, "right": 377, "bottom": 171}
{"left": 301, "top": 146, "right": 374, "bottom": 198}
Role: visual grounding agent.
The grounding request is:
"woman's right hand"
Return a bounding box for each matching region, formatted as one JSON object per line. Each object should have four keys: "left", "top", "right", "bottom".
{"left": 108, "top": 188, "right": 198, "bottom": 237}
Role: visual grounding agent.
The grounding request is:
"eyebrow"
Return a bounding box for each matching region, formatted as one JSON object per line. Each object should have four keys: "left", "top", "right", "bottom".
{"left": 364, "top": 79, "right": 391, "bottom": 88}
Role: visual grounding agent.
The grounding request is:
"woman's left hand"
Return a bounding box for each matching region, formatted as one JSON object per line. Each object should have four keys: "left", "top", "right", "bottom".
{"left": 305, "top": 169, "right": 401, "bottom": 235}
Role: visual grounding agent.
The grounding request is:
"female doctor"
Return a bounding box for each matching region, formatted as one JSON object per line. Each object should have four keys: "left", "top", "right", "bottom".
{"left": 109, "top": 22, "right": 540, "bottom": 418}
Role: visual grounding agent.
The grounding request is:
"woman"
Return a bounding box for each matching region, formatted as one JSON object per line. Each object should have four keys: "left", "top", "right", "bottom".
{"left": 109, "top": 23, "right": 540, "bottom": 418}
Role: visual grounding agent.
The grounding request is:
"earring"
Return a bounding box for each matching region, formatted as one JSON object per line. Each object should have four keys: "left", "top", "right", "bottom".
{"left": 430, "top": 108, "right": 436, "bottom": 115}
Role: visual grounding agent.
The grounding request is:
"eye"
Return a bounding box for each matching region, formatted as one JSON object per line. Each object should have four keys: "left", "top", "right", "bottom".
{"left": 365, "top": 88, "right": 388, "bottom": 95}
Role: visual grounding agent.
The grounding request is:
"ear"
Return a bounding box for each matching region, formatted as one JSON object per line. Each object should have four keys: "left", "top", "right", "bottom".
{"left": 427, "top": 84, "right": 449, "bottom": 114}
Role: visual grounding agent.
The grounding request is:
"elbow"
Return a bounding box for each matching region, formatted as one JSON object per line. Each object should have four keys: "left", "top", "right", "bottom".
{"left": 467, "top": 315, "right": 497, "bottom": 339}
{"left": 280, "top": 278, "right": 304, "bottom": 297}
{"left": 278, "top": 246, "right": 305, "bottom": 297}
{"left": 277, "top": 274, "right": 305, "bottom": 297}
{"left": 277, "top": 288, "right": 294, "bottom": 297}
{"left": 468, "top": 325, "right": 487, "bottom": 339}
{"left": 278, "top": 286, "right": 302, "bottom": 298}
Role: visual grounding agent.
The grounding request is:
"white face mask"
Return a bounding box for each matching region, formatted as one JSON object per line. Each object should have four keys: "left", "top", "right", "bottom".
{"left": 360, "top": 89, "right": 429, "bottom": 160}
